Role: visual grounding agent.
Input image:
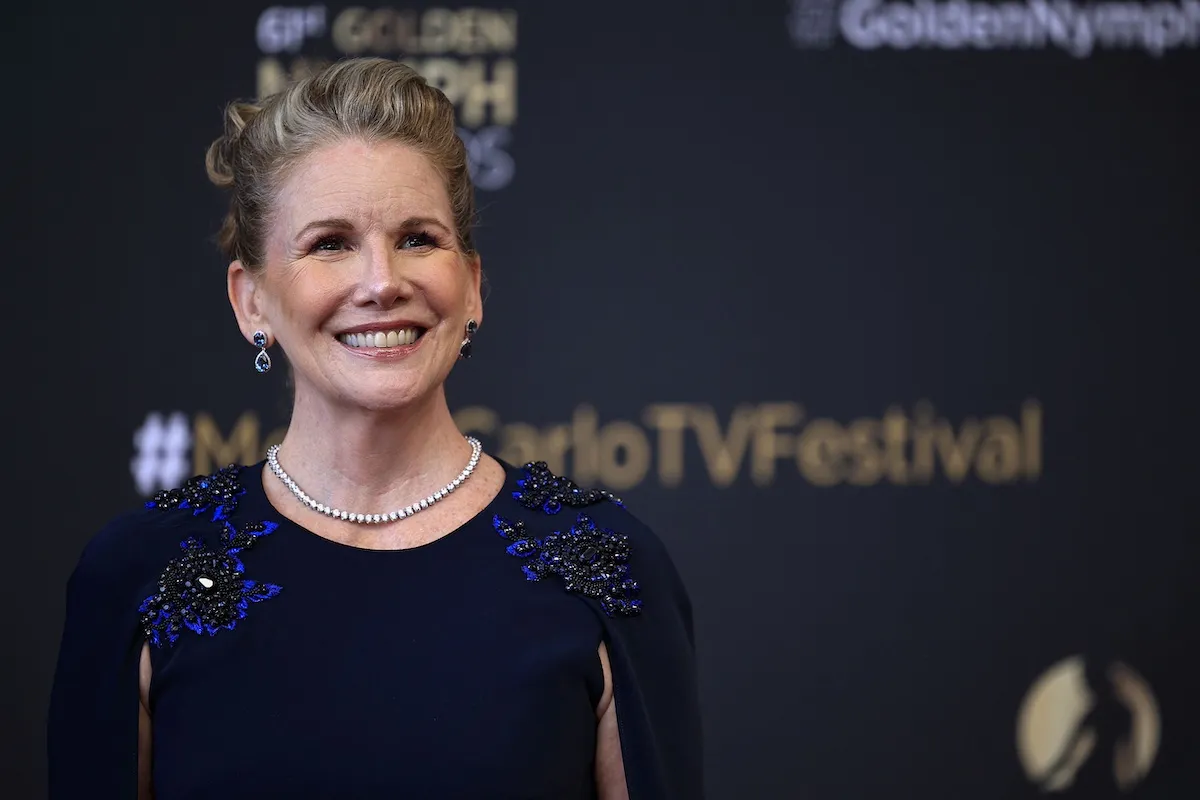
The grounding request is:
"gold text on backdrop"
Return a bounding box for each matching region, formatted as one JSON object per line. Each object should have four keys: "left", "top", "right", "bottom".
{"left": 178, "top": 401, "right": 1042, "bottom": 491}
{"left": 254, "top": 6, "right": 518, "bottom": 190}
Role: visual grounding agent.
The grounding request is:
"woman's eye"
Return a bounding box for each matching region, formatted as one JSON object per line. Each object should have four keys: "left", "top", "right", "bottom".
{"left": 311, "top": 235, "right": 345, "bottom": 252}
{"left": 401, "top": 232, "right": 436, "bottom": 249}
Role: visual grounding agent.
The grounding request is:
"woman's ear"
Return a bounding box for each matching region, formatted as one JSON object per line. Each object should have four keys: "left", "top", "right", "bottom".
{"left": 228, "top": 260, "right": 269, "bottom": 343}
{"left": 465, "top": 253, "right": 484, "bottom": 330}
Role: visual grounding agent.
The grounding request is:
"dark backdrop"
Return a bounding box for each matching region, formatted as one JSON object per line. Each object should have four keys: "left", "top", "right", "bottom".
{"left": 12, "top": 1, "right": 1199, "bottom": 797}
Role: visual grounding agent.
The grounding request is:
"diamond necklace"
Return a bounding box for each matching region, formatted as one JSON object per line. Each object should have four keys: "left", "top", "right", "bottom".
{"left": 265, "top": 436, "right": 482, "bottom": 525}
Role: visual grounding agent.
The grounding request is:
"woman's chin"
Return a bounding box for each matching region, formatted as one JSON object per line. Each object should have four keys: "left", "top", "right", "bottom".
{"left": 337, "top": 383, "right": 426, "bottom": 413}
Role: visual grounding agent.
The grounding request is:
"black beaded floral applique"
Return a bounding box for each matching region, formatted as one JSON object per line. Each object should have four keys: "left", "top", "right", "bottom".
{"left": 512, "top": 461, "right": 624, "bottom": 515}
{"left": 138, "top": 535, "right": 282, "bottom": 646}
{"left": 493, "top": 512, "right": 642, "bottom": 618}
{"left": 139, "top": 465, "right": 283, "bottom": 647}
{"left": 145, "top": 464, "right": 244, "bottom": 517}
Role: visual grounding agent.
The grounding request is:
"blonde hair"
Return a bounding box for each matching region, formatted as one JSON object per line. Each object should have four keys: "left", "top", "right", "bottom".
{"left": 205, "top": 57, "right": 476, "bottom": 270}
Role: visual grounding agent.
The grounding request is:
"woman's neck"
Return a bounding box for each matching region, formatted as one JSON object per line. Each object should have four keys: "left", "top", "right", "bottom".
{"left": 275, "top": 386, "right": 474, "bottom": 514}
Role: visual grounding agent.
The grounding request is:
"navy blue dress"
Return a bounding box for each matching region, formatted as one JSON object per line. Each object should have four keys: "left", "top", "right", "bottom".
{"left": 48, "top": 459, "right": 704, "bottom": 799}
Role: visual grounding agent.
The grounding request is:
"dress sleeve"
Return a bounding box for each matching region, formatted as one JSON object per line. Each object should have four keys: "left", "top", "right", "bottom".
{"left": 47, "top": 518, "right": 153, "bottom": 799}
{"left": 592, "top": 504, "right": 706, "bottom": 800}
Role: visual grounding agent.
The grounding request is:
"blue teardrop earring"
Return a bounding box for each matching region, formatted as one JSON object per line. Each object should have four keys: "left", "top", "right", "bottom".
{"left": 252, "top": 331, "right": 272, "bottom": 373}
{"left": 459, "top": 319, "right": 478, "bottom": 360}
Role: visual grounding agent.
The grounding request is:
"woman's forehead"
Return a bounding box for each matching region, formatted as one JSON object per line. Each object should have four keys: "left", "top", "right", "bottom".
{"left": 273, "top": 141, "right": 453, "bottom": 228}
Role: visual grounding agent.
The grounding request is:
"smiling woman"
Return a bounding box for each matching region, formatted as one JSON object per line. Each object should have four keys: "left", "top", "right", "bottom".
{"left": 227, "top": 136, "right": 477, "bottom": 414}
{"left": 46, "top": 58, "right": 704, "bottom": 799}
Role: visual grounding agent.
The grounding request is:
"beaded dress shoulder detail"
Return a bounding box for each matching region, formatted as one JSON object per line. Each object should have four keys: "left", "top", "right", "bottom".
{"left": 139, "top": 465, "right": 282, "bottom": 647}
{"left": 493, "top": 461, "right": 642, "bottom": 618}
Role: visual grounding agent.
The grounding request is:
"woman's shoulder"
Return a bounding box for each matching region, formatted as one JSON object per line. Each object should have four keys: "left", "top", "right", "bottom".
{"left": 68, "top": 464, "right": 253, "bottom": 595}
{"left": 494, "top": 460, "right": 692, "bottom": 621}
{"left": 497, "top": 460, "right": 671, "bottom": 550}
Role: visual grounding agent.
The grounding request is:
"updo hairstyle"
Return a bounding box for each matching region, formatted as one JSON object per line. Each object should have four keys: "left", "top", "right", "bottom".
{"left": 204, "top": 57, "right": 476, "bottom": 270}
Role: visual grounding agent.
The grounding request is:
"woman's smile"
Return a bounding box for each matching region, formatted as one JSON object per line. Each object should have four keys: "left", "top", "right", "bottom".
{"left": 335, "top": 324, "right": 429, "bottom": 358}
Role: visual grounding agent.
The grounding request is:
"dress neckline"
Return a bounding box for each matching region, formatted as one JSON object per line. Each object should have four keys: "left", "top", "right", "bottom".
{"left": 237, "top": 458, "right": 518, "bottom": 556}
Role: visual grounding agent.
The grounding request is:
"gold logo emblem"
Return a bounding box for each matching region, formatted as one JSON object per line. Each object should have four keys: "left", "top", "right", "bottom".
{"left": 1017, "top": 655, "right": 1160, "bottom": 793}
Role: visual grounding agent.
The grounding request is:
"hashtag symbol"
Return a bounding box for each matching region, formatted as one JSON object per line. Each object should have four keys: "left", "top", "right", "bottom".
{"left": 131, "top": 412, "right": 193, "bottom": 496}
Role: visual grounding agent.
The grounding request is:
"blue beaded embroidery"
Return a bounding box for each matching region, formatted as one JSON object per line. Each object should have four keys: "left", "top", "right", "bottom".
{"left": 140, "top": 465, "right": 282, "bottom": 647}
{"left": 512, "top": 461, "right": 624, "bottom": 515}
{"left": 494, "top": 511, "right": 642, "bottom": 618}
{"left": 146, "top": 464, "right": 243, "bottom": 516}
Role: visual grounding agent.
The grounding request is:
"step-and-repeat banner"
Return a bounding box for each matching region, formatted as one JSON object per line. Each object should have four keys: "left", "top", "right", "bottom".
{"left": 20, "top": 2, "right": 1198, "bottom": 797}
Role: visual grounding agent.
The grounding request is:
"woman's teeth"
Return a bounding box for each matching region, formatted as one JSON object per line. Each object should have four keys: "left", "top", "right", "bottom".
{"left": 338, "top": 328, "right": 421, "bottom": 348}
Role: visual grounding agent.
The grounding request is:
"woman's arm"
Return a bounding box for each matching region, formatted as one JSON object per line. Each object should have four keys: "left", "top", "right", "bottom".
{"left": 595, "top": 641, "right": 629, "bottom": 800}
{"left": 138, "top": 642, "right": 153, "bottom": 800}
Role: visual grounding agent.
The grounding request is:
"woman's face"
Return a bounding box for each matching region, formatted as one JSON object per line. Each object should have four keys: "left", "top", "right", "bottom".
{"left": 230, "top": 138, "right": 481, "bottom": 414}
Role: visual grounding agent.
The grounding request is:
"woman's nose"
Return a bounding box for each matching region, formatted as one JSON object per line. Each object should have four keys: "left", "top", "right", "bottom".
{"left": 355, "top": 240, "right": 413, "bottom": 308}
